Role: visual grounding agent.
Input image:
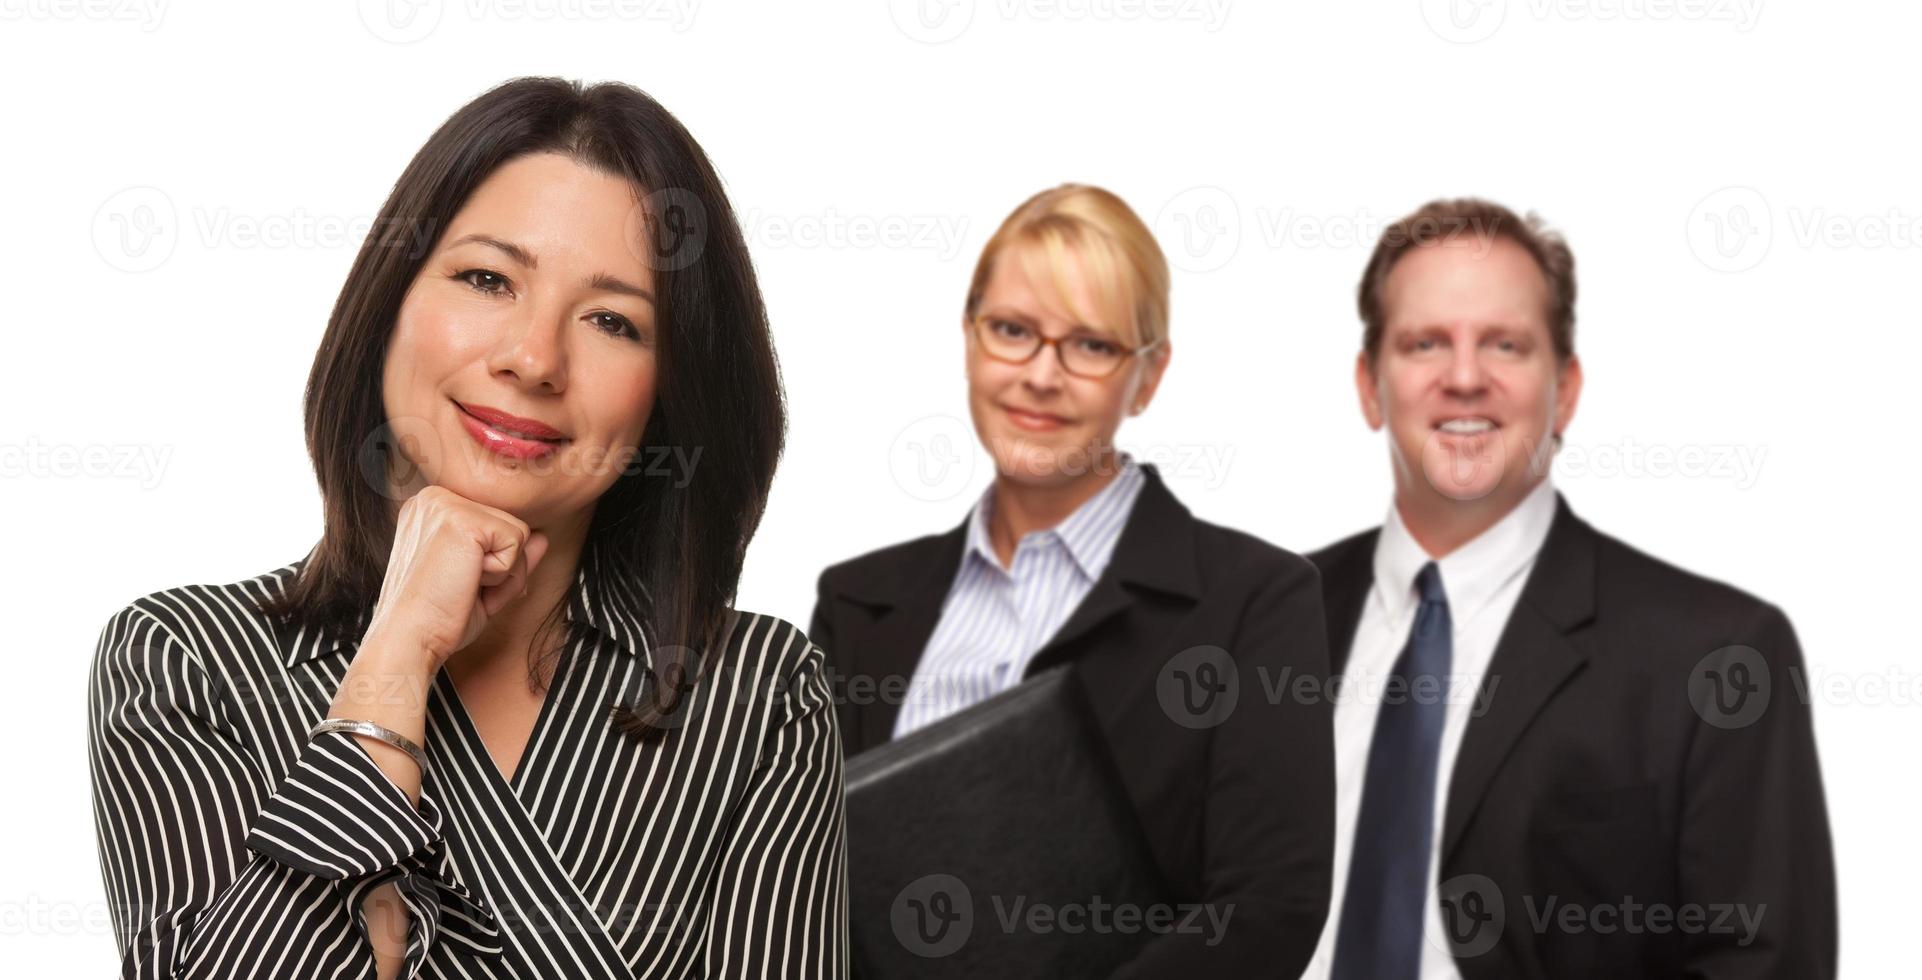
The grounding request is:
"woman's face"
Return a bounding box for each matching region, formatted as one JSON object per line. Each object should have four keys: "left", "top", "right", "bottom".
{"left": 964, "top": 243, "right": 1167, "bottom": 489}
{"left": 381, "top": 151, "right": 659, "bottom": 528}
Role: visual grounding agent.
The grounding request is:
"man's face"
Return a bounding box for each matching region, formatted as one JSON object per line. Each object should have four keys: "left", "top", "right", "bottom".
{"left": 1357, "top": 235, "right": 1581, "bottom": 514}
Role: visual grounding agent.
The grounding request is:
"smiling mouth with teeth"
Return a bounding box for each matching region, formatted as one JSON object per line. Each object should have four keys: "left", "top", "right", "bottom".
{"left": 1438, "top": 418, "right": 1498, "bottom": 434}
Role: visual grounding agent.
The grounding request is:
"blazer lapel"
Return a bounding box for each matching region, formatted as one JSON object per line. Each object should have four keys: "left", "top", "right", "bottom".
{"left": 840, "top": 519, "right": 968, "bottom": 750}
{"left": 1314, "top": 531, "right": 1379, "bottom": 676}
{"left": 1024, "top": 464, "right": 1201, "bottom": 679}
{"left": 1440, "top": 494, "right": 1597, "bottom": 863}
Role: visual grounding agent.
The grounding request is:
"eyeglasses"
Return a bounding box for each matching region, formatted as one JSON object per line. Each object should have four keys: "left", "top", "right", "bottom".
{"left": 970, "top": 313, "right": 1162, "bottom": 379}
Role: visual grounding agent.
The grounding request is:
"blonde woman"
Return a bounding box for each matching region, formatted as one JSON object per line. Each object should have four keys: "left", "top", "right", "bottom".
{"left": 811, "top": 185, "right": 1334, "bottom": 976}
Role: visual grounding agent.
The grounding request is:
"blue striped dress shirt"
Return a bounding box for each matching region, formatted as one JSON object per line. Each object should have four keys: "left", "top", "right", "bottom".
{"left": 892, "top": 454, "right": 1148, "bottom": 738}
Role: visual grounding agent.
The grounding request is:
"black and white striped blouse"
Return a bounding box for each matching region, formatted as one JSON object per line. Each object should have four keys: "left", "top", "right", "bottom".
{"left": 87, "top": 546, "right": 849, "bottom": 979}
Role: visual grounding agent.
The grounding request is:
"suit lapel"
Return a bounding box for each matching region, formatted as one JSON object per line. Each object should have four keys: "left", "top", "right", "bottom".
{"left": 1440, "top": 495, "right": 1597, "bottom": 863}
{"left": 1024, "top": 464, "right": 1201, "bottom": 678}
{"left": 838, "top": 464, "right": 1201, "bottom": 748}
{"left": 1314, "top": 531, "right": 1379, "bottom": 675}
{"left": 848, "top": 520, "right": 967, "bottom": 750}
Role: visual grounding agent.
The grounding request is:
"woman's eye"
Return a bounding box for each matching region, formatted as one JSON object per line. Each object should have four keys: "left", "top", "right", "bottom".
{"left": 456, "top": 269, "right": 510, "bottom": 295}
{"left": 590, "top": 311, "right": 642, "bottom": 341}
{"left": 1076, "top": 338, "right": 1122, "bottom": 357}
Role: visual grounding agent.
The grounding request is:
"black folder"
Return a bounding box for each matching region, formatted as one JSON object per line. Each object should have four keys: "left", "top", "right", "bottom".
{"left": 845, "top": 665, "right": 1169, "bottom": 979}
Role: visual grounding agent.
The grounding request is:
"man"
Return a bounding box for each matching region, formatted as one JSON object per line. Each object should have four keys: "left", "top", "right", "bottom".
{"left": 1301, "top": 198, "right": 1836, "bottom": 979}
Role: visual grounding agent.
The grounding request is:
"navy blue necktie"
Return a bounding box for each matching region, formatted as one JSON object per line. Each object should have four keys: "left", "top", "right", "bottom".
{"left": 1333, "top": 561, "right": 1453, "bottom": 980}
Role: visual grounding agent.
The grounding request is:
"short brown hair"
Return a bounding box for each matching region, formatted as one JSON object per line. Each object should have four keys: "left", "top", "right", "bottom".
{"left": 1357, "top": 197, "right": 1577, "bottom": 364}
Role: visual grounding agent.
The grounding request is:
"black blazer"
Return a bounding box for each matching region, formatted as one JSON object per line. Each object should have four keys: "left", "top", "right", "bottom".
{"left": 811, "top": 463, "right": 1335, "bottom": 978}
{"left": 1308, "top": 492, "right": 1837, "bottom": 979}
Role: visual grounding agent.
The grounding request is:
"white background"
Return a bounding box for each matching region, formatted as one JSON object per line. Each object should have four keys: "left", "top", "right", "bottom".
{"left": 4, "top": 0, "right": 1915, "bottom": 974}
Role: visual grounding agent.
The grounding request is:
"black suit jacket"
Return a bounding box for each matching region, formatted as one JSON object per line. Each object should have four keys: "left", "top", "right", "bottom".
{"left": 1308, "top": 493, "right": 1837, "bottom": 979}
{"left": 811, "top": 463, "right": 1335, "bottom": 978}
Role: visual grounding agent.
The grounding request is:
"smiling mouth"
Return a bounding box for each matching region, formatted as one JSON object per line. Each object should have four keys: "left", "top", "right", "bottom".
{"left": 1436, "top": 417, "right": 1498, "bottom": 435}
{"left": 1005, "top": 406, "right": 1069, "bottom": 430}
{"left": 454, "top": 401, "right": 568, "bottom": 443}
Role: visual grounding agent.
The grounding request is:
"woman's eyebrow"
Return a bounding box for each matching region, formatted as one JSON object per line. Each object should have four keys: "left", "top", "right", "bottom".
{"left": 449, "top": 233, "right": 539, "bottom": 268}
{"left": 587, "top": 271, "right": 655, "bottom": 304}
{"left": 447, "top": 233, "right": 655, "bottom": 303}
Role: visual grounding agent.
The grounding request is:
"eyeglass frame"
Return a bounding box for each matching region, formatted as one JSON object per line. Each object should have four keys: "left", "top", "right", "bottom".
{"left": 967, "top": 312, "right": 1164, "bottom": 380}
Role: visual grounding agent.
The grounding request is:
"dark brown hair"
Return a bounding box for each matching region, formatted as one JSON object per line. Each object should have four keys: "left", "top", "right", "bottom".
{"left": 1357, "top": 197, "right": 1577, "bottom": 364}
{"left": 256, "top": 76, "right": 785, "bottom": 741}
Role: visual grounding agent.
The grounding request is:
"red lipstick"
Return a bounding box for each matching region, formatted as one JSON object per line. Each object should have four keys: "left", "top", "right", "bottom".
{"left": 454, "top": 400, "right": 568, "bottom": 460}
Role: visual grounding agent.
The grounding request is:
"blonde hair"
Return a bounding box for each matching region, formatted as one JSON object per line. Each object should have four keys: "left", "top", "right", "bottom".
{"left": 964, "top": 184, "right": 1171, "bottom": 351}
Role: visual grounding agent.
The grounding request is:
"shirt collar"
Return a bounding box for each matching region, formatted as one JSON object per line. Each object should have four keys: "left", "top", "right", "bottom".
{"left": 275, "top": 539, "right": 653, "bottom": 668}
{"left": 961, "top": 453, "right": 1148, "bottom": 581}
{"left": 1372, "top": 476, "right": 1559, "bottom": 628}
{"left": 564, "top": 541, "right": 653, "bottom": 661}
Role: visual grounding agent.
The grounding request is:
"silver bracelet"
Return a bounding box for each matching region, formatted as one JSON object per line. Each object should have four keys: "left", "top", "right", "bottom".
{"left": 309, "top": 718, "right": 428, "bottom": 774}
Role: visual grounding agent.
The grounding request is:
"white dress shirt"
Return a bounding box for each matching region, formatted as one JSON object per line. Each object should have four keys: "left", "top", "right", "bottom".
{"left": 892, "top": 454, "right": 1147, "bottom": 739}
{"left": 1300, "top": 476, "right": 1559, "bottom": 980}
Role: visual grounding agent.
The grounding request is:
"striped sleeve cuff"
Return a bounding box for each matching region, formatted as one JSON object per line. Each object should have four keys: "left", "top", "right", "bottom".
{"left": 244, "top": 729, "right": 504, "bottom": 959}
{"left": 244, "top": 728, "right": 439, "bottom": 878}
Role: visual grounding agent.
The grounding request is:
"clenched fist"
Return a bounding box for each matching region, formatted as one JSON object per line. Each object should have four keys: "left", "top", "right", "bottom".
{"left": 364, "top": 484, "right": 552, "bottom": 665}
